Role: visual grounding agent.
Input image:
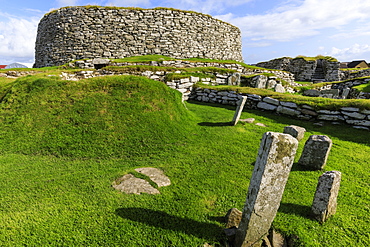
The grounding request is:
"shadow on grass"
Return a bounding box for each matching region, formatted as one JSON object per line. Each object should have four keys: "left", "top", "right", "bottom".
{"left": 290, "top": 162, "right": 320, "bottom": 172}
{"left": 198, "top": 122, "right": 232, "bottom": 127}
{"left": 278, "top": 203, "right": 313, "bottom": 219}
{"left": 115, "top": 207, "right": 223, "bottom": 240}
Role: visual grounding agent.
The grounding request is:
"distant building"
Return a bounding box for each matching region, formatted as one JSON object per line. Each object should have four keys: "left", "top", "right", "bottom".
{"left": 344, "top": 60, "right": 369, "bottom": 69}
{"left": 4, "top": 63, "right": 28, "bottom": 69}
{"left": 0, "top": 65, "right": 6, "bottom": 69}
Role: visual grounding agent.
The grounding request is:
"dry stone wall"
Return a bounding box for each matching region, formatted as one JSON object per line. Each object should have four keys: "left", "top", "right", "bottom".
{"left": 34, "top": 6, "right": 243, "bottom": 68}
{"left": 190, "top": 88, "right": 370, "bottom": 130}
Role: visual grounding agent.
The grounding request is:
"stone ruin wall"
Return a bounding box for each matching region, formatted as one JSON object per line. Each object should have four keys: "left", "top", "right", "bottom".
{"left": 34, "top": 6, "right": 243, "bottom": 68}
{"left": 256, "top": 58, "right": 341, "bottom": 82}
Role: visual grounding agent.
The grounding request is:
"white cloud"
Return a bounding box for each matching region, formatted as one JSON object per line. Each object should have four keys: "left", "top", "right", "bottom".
{"left": 0, "top": 15, "right": 39, "bottom": 63}
{"left": 330, "top": 44, "right": 370, "bottom": 61}
{"left": 218, "top": 0, "right": 370, "bottom": 42}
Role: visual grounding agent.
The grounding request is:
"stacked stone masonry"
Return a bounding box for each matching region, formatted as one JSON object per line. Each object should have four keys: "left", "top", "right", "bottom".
{"left": 305, "top": 78, "right": 370, "bottom": 99}
{"left": 190, "top": 88, "right": 370, "bottom": 131}
{"left": 256, "top": 57, "right": 342, "bottom": 82}
{"left": 34, "top": 6, "right": 243, "bottom": 68}
{"left": 58, "top": 59, "right": 295, "bottom": 99}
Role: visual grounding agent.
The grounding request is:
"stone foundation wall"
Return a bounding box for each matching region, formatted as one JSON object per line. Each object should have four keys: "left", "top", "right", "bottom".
{"left": 34, "top": 6, "right": 243, "bottom": 68}
{"left": 190, "top": 88, "right": 370, "bottom": 130}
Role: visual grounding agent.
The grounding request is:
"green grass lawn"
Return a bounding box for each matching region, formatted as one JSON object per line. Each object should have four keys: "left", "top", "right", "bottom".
{"left": 0, "top": 75, "right": 368, "bottom": 246}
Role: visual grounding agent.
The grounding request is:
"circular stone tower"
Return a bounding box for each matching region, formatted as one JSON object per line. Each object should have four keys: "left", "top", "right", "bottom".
{"left": 34, "top": 6, "right": 243, "bottom": 68}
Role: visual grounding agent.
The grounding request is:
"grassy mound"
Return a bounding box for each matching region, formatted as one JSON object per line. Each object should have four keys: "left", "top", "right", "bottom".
{"left": 0, "top": 75, "right": 191, "bottom": 158}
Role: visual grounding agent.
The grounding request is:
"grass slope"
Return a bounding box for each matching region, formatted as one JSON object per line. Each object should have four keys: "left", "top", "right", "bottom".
{"left": 0, "top": 75, "right": 191, "bottom": 158}
{"left": 0, "top": 75, "right": 368, "bottom": 246}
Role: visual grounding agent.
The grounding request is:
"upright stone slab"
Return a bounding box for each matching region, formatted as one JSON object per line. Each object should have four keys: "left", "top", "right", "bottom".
{"left": 312, "top": 171, "right": 341, "bottom": 223}
{"left": 231, "top": 96, "right": 248, "bottom": 126}
{"left": 235, "top": 132, "right": 298, "bottom": 247}
{"left": 283, "top": 125, "right": 306, "bottom": 141}
{"left": 298, "top": 135, "right": 332, "bottom": 170}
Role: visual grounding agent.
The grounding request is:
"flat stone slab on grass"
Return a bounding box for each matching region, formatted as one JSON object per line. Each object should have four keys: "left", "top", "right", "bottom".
{"left": 135, "top": 167, "right": 171, "bottom": 187}
{"left": 240, "top": 118, "right": 255, "bottom": 123}
{"left": 113, "top": 167, "right": 171, "bottom": 195}
{"left": 113, "top": 174, "right": 160, "bottom": 195}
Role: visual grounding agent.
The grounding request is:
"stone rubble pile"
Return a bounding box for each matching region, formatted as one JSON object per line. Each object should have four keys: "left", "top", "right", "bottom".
{"left": 302, "top": 78, "right": 370, "bottom": 99}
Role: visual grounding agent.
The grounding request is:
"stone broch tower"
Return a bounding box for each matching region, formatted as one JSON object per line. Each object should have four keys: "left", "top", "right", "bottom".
{"left": 34, "top": 6, "right": 243, "bottom": 68}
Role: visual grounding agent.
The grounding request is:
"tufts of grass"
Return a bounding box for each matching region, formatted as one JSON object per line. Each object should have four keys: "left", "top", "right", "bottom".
{"left": 352, "top": 83, "right": 370, "bottom": 93}
{"left": 294, "top": 55, "right": 338, "bottom": 62}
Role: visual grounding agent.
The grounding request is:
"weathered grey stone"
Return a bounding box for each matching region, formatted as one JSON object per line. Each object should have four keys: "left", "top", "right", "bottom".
{"left": 301, "top": 104, "right": 315, "bottom": 110}
{"left": 274, "top": 84, "right": 286, "bottom": 93}
{"left": 279, "top": 101, "right": 297, "bottom": 108}
{"left": 317, "top": 114, "right": 344, "bottom": 121}
{"left": 135, "top": 167, "right": 171, "bottom": 187}
{"left": 269, "top": 230, "right": 287, "bottom": 247}
{"left": 352, "top": 126, "right": 370, "bottom": 130}
{"left": 228, "top": 73, "right": 241, "bottom": 86}
{"left": 252, "top": 75, "right": 268, "bottom": 89}
{"left": 283, "top": 125, "right": 306, "bottom": 141}
{"left": 360, "top": 109, "right": 370, "bottom": 114}
{"left": 263, "top": 97, "right": 280, "bottom": 106}
{"left": 340, "top": 107, "right": 359, "bottom": 112}
{"left": 225, "top": 208, "right": 243, "bottom": 228}
{"left": 235, "top": 132, "right": 298, "bottom": 247}
{"left": 301, "top": 108, "right": 318, "bottom": 116}
{"left": 346, "top": 119, "right": 370, "bottom": 127}
{"left": 240, "top": 118, "right": 255, "bottom": 123}
{"left": 312, "top": 171, "right": 341, "bottom": 223}
{"left": 341, "top": 111, "right": 366, "bottom": 120}
{"left": 341, "top": 88, "right": 350, "bottom": 98}
{"left": 92, "top": 58, "right": 110, "bottom": 65}
{"left": 317, "top": 110, "right": 341, "bottom": 115}
{"left": 276, "top": 106, "right": 300, "bottom": 116}
{"left": 321, "top": 89, "right": 339, "bottom": 97}
{"left": 298, "top": 135, "right": 332, "bottom": 170}
{"left": 303, "top": 89, "right": 320, "bottom": 97}
{"left": 112, "top": 174, "right": 160, "bottom": 195}
{"left": 257, "top": 102, "right": 278, "bottom": 111}
{"left": 232, "top": 96, "right": 248, "bottom": 126}
{"left": 255, "top": 123, "right": 267, "bottom": 127}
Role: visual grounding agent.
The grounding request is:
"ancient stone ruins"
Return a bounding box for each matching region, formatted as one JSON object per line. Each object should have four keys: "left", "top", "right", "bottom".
{"left": 235, "top": 132, "right": 298, "bottom": 247}
{"left": 223, "top": 129, "right": 341, "bottom": 247}
{"left": 312, "top": 171, "right": 341, "bottom": 223}
{"left": 34, "top": 6, "right": 242, "bottom": 67}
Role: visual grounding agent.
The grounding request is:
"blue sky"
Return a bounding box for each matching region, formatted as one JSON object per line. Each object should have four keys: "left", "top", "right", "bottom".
{"left": 2, "top": 0, "right": 370, "bottom": 66}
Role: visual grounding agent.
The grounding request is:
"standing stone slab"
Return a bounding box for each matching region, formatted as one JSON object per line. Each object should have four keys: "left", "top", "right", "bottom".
{"left": 231, "top": 96, "right": 248, "bottom": 126}
{"left": 312, "top": 171, "right": 341, "bottom": 223}
{"left": 283, "top": 125, "right": 306, "bottom": 141}
{"left": 235, "top": 132, "right": 298, "bottom": 247}
{"left": 298, "top": 135, "right": 332, "bottom": 170}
